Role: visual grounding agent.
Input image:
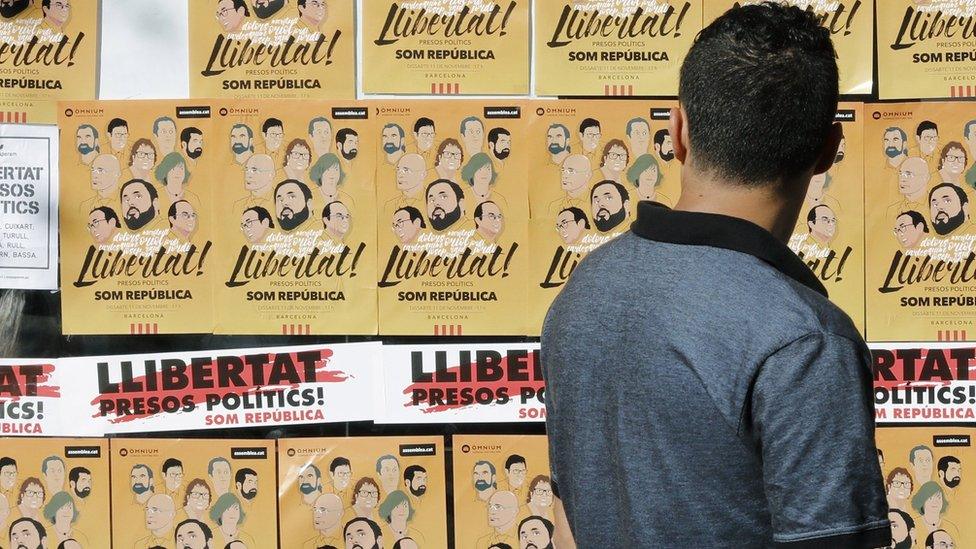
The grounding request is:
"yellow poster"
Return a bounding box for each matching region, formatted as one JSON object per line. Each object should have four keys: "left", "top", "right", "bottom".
{"left": 452, "top": 435, "right": 554, "bottom": 549}
{"left": 876, "top": 427, "right": 975, "bottom": 549}
{"left": 877, "top": 1, "right": 976, "bottom": 99}
{"left": 189, "top": 0, "right": 355, "bottom": 99}
{"left": 534, "top": 1, "right": 701, "bottom": 97}
{"left": 527, "top": 100, "right": 679, "bottom": 333}
{"left": 278, "top": 436, "right": 447, "bottom": 549}
{"left": 0, "top": 438, "right": 109, "bottom": 548}
{"left": 213, "top": 100, "right": 377, "bottom": 335}
{"left": 788, "top": 104, "right": 864, "bottom": 333}
{"left": 0, "top": 0, "right": 97, "bottom": 124}
{"left": 865, "top": 103, "right": 976, "bottom": 342}
{"left": 374, "top": 101, "right": 529, "bottom": 335}
{"left": 58, "top": 101, "right": 215, "bottom": 335}
{"left": 362, "top": 1, "right": 530, "bottom": 95}
{"left": 703, "top": 1, "right": 872, "bottom": 95}
{"left": 109, "top": 438, "right": 277, "bottom": 549}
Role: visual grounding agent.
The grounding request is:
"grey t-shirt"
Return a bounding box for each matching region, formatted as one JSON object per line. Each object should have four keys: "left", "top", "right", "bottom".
{"left": 542, "top": 202, "right": 890, "bottom": 548}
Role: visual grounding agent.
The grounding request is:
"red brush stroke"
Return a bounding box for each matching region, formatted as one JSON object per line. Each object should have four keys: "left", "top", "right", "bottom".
{"left": 873, "top": 348, "right": 975, "bottom": 390}
{"left": 0, "top": 363, "right": 61, "bottom": 401}
{"left": 90, "top": 349, "right": 347, "bottom": 424}
{"left": 402, "top": 356, "right": 544, "bottom": 414}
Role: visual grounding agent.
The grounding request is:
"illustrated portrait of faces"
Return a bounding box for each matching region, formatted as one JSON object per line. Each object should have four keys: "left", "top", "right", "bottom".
{"left": 925, "top": 529, "right": 954, "bottom": 549}
{"left": 262, "top": 117, "right": 284, "bottom": 154}
{"left": 310, "top": 153, "right": 345, "bottom": 199}
{"left": 230, "top": 123, "right": 254, "bottom": 156}
{"left": 322, "top": 201, "right": 351, "bottom": 241}
{"left": 653, "top": 128, "right": 674, "bottom": 162}
{"left": 234, "top": 468, "right": 258, "bottom": 501}
{"left": 527, "top": 475, "right": 553, "bottom": 512}
{"left": 519, "top": 516, "right": 554, "bottom": 549}
{"left": 426, "top": 179, "right": 465, "bottom": 232}
{"left": 0, "top": 0, "right": 30, "bottom": 18}
{"left": 145, "top": 493, "right": 176, "bottom": 533}
{"left": 153, "top": 116, "right": 178, "bottom": 155}
{"left": 107, "top": 118, "right": 128, "bottom": 154}
{"left": 413, "top": 117, "right": 436, "bottom": 153}
{"left": 382, "top": 123, "right": 406, "bottom": 156}
{"left": 130, "top": 464, "right": 153, "bottom": 495}
{"left": 488, "top": 127, "right": 512, "bottom": 161}
{"left": 504, "top": 456, "right": 526, "bottom": 490}
{"left": 241, "top": 154, "right": 274, "bottom": 198}
{"left": 396, "top": 153, "right": 426, "bottom": 195}
{"left": 352, "top": 477, "right": 380, "bottom": 512}
{"left": 578, "top": 118, "right": 601, "bottom": 154}
{"left": 168, "top": 200, "right": 198, "bottom": 240}
{"left": 897, "top": 156, "right": 929, "bottom": 199}
{"left": 129, "top": 138, "right": 157, "bottom": 176}
{"left": 546, "top": 124, "right": 570, "bottom": 156}
{"left": 329, "top": 458, "right": 352, "bottom": 492}
{"left": 886, "top": 467, "right": 913, "bottom": 504}
{"left": 175, "top": 518, "right": 214, "bottom": 549}
{"left": 312, "top": 493, "right": 343, "bottom": 534}
{"left": 39, "top": 456, "right": 64, "bottom": 496}
{"left": 17, "top": 477, "right": 44, "bottom": 514}
{"left": 68, "top": 467, "right": 92, "bottom": 500}
{"left": 8, "top": 518, "right": 46, "bottom": 549}
{"left": 75, "top": 124, "right": 98, "bottom": 156}
{"left": 0, "top": 456, "right": 17, "bottom": 493}
{"left": 298, "top": 0, "right": 328, "bottom": 28}
{"left": 910, "top": 445, "right": 935, "bottom": 483}
{"left": 392, "top": 206, "right": 425, "bottom": 245}
{"left": 344, "top": 517, "right": 382, "bottom": 549}
{"left": 120, "top": 179, "right": 160, "bottom": 231}
{"left": 938, "top": 456, "right": 961, "bottom": 489}
{"left": 600, "top": 139, "right": 630, "bottom": 176}
{"left": 298, "top": 465, "right": 322, "bottom": 496}
{"left": 241, "top": 206, "right": 274, "bottom": 244}
{"left": 912, "top": 481, "right": 948, "bottom": 522}
{"left": 435, "top": 138, "right": 463, "bottom": 175}
{"left": 336, "top": 128, "right": 359, "bottom": 161}
{"left": 181, "top": 126, "right": 204, "bottom": 160}
{"left": 590, "top": 180, "right": 631, "bottom": 233}
{"left": 626, "top": 154, "right": 662, "bottom": 202}
{"left": 208, "top": 457, "right": 232, "bottom": 495}
{"left": 461, "top": 116, "right": 485, "bottom": 153}
{"left": 283, "top": 139, "right": 311, "bottom": 177}
{"left": 252, "top": 0, "right": 285, "bottom": 19}
{"left": 375, "top": 455, "right": 401, "bottom": 495}
{"left": 156, "top": 152, "right": 191, "bottom": 194}
{"left": 929, "top": 183, "right": 970, "bottom": 236}
{"left": 403, "top": 465, "right": 427, "bottom": 497}
{"left": 888, "top": 509, "right": 915, "bottom": 549}
{"left": 555, "top": 207, "right": 589, "bottom": 245}
{"left": 893, "top": 210, "right": 928, "bottom": 250}
{"left": 215, "top": 0, "right": 249, "bottom": 32}
{"left": 487, "top": 491, "right": 518, "bottom": 529}
{"left": 916, "top": 120, "right": 939, "bottom": 157}
{"left": 625, "top": 117, "right": 651, "bottom": 156}
{"left": 90, "top": 153, "right": 121, "bottom": 194}
{"left": 275, "top": 179, "right": 314, "bottom": 231}
{"left": 806, "top": 204, "right": 836, "bottom": 245}
{"left": 183, "top": 478, "right": 212, "bottom": 515}
{"left": 309, "top": 116, "right": 333, "bottom": 154}
{"left": 472, "top": 461, "right": 496, "bottom": 493}
{"left": 884, "top": 127, "right": 908, "bottom": 159}
{"left": 560, "top": 154, "right": 592, "bottom": 196}
{"left": 463, "top": 152, "right": 497, "bottom": 199}
{"left": 474, "top": 201, "right": 504, "bottom": 242}
{"left": 938, "top": 141, "right": 967, "bottom": 181}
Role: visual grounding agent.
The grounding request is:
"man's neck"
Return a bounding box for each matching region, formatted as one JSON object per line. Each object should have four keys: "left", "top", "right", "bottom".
{"left": 903, "top": 188, "right": 925, "bottom": 203}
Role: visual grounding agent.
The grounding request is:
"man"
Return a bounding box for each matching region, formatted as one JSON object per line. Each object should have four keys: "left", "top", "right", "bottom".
{"left": 336, "top": 128, "right": 359, "bottom": 162}
{"left": 806, "top": 204, "right": 837, "bottom": 246}
{"left": 461, "top": 116, "right": 485, "bottom": 157}
{"left": 518, "top": 516, "right": 554, "bottom": 549}
{"left": 328, "top": 457, "right": 352, "bottom": 500}
{"left": 252, "top": 0, "right": 285, "bottom": 19}
{"left": 555, "top": 207, "right": 589, "bottom": 246}
{"left": 107, "top": 117, "right": 129, "bottom": 161}
{"left": 298, "top": 465, "right": 323, "bottom": 506}
{"left": 275, "top": 179, "right": 314, "bottom": 232}
{"left": 298, "top": 0, "right": 328, "bottom": 31}
{"left": 75, "top": 124, "right": 99, "bottom": 166}
{"left": 154, "top": 116, "right": 178, "bottom": 155}
{"left": 925, "top": 530, "right": 954, "bottom": 549}
{"left": 175, "top": 518, "right": 213, "bottom": 549}
{"left": 391, "top": 207, "right": 425, "bottom": 245}
{"left": 120, "top": 179, "right": 162, "bottom": 231}
{"left": 886, "top": 156, "right": 930, "bottom": 222}
{"left": 488, "top": 127, "right": 511, "bottom": 164}
{"left": 236, "top": 153, "right": 275, "bottom": 210}
{"left": 230, "top": 124, "right": 254, "bottom": 166}
{"left": 81, "top": 153, "right": 121, "bottom": 213}
{"left": 381, "top": 123, "right": 406, "bottom": 167}
{"left": 475, "top": 491, "right": 518, "bottom": 549}
{"left": 426, "top": 179, "right": 466, "bottom": 232}
{"left": 240, "top": 206, "right": 274, "bottom": 244}
{"left": 578, "top": 118, "right": 601, "bottom": 164}
{"left": 0, "top": 456, "right": 16, "bottom": 500}
{"left": 402, "top": 465, "right": 427, "bottom": 511}
{"left": 375, "top": 455, "right": 400, "bottom": 496}
{"left": 384, "top": 153, "right": 426, "bottom": 216}
{"left": 235, "top": 468, "right": 258, "bottom": 504}
{"left": 136, "top": 493, "right": 176, "bottom": 548}
{"left": 653, "top": 129, "right": 674, "bottom": 162}
{"left": 888, "top": 509, "right": 915, "bottom": 549}
{"left": 929, "top": 183, "right": 972, "bottom": 236}
{"left": 261, "top": 117, "right": 284, "bottom": 162}
{"left": 343, "top": 517, "right": 382, "bottom": 549}
{"left": 322, "top": 201, "right": 351, "bottom": 242}
{"left": 131, "top": 463, "right": 155, "bottom": 505}
{"left": 162, "top": 458, "right": 185, "bottom": 500}
{"left": 304, "top": 493, "right": 343, "bottom": 549}
{"left": 589, "top": 180, "right": 630, "bottom": 233}
{"left": 882, "top": 126, "right": 909, "bottom": 186}
{"left": 474, "top": 201, "right": 504, "bottom": 243}
{"left": 913, "top": 120, "right": 939, "bottom": 172}
{"left": 412, "top": 117, "right": 436, "bottom": 163}
{"left": 937, "top": 456, "right": 961, "bottom": 490}
{"left": 625, "top": 117, "right": 651, "bottom": 156}
{"left": 8, "top": 517, "right": 46, "bottom": 549}
{"left": 309, "top": 116, "right": 333, "bottom": 158}
{"left": 181, "top": 127, "right": 204, "bottom": 167}
{"left": 501, "top": 455, "right": 526, "bottom": 499}
{"left": 545, "top": 124, "right": 571, "bottom": 166}
{"left": 472, "top": 461, "right": 497, "bottom": 503}
{"left": 208, "top": 458, "right": 232, "bottom": 496}
{"left": 893, "top": 210, "right": 929, "bottom": 250}
{"left": 215, "top": 0, "right": 248, "bottom": 33}
{"left": 68, "top": 467, "right": 91, "bottom": 502}
{"left": 542, "top": 4, "right": 888, "bottom": 547}
{"left": 547, "top": 154, "right": 591, "bottom": 214}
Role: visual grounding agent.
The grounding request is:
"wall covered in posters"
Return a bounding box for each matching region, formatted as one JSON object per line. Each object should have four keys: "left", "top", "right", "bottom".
{"left": 872, "top": 343, "right": 976, "bottom": 423}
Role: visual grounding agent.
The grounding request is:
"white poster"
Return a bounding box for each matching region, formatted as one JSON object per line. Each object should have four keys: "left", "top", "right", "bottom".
{"left": 0, "top": 124, "right": 58, "bottom": 289}
{"left": 57, "top": 342, "right": 381, "bottom": 435}
{"left": 378, "top": 343, "right": 546, "bottom": 424}
{"left": 871, "top": 342, "right": 976, "bottom": 424}
{"left": 0, "top": 358, "right": 77, "bottom": 437}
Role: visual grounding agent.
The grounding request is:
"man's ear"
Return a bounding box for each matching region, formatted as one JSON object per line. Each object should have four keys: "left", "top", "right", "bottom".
{"left": 813, "top": 122, "right": 843, "bottom": 175}
{"left": 669, "top": 106, "right": 689, "bottom": 165}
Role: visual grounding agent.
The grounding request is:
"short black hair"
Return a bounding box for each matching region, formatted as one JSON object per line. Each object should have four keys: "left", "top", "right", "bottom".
{"left": 107, "top": 118, "right": 128, "bottom": 134}
{"left": 162, "top": 458, "right": 183, "bottom": 475}
{"left": 518, "top": 515, "right": 555, "bottom": 537}
{"left": 898, "top": 210, "right": 929, "bottom": 233}
{"left": 323, "top": 200, "right": 344, "bottom": 219}
{"left": 329, "top": 457, "right": 351, "bottom": 473}
{"left": 403, "top": 464, "right": 426, "bottom": 482}
{"left": 916, "top": 120, "right": 938, "bottom": 138}
{"left": 926, "top": 530, "right": 950, "bottom": 549}
{"left": 414, "top": 117, "right": 435, "bottom": 133}
{"left": 806, "top": 204, "right": 832, "bottom": 226}
{"left": 559, "top": 207, "right": 590, "bottom": 229}
{"left": 392, "top": 539, "right": 416, "bottom": 549}
{"left": 343, "top": 517, "right": 382, "bottom": 539}
{"left": 579, "top": 118, "right": 600, "bottom": 134}
{"left": 889, "top": 508, "right": 914, "bottom": 531}
{"left": 235, "top": 468, "right": 257, "bottom": 486}
{"left": 243, "top": 206, "right": 274, "bottom": 229}
{"left": 505, "top": 455, "right": 526, "bottom": 470}
{"left": 263, "top": 117, "right": 283, "bottom": 134}
{"left": 396, "top": 206, "right": 426, "bottom": 228}
{"left": 938, "top": 455, "right": 960, "bottom": 474}
{"left": 590, "top": 180, "right": 629, "bottom": 204}
{"left": 120, "top": 179, "right": 159, "bottom": 202}
{"left": 474, "top": 200, "right": 498, "bottom": 220}
{"left": 175, "top": 518, "right": 213, "bottom": 542}
{"left": 9, "top": 517, "right": 45, "bottom": 540}
{"left": 91, "top": 206, "right": 120, "bottom": 227}
{"left": 180, "top": 126, "right": 202, "bottom": 146}
{"left": 68, "top": 466, "right": 91, "bottom": 485}
{"left": 275, "top": 179, "right": 313, "bottom": 202}
{"left": 679, "top": 2, "right": 838, "bottom": 186}
{"left": 58, "top": 541, "right": 81, "bottom": 549}
{"left": 230, "top": 0, "right": 250, "bottom": 16}
{"left": 487, "top": 545, "right": 513, "bottom": 549}
{"left": 426, "top": 179, "right": 464, "bottom": 203}
{"left": 0, "top": 456, "right": 15, "bottom": 470}
{"left": 336, "top": 128, "right": 358, "bottom": 145}
{"left": 929, "top": 182, "right": 969, "bottom": 206}
{"left": 167, "top": 200, "right": 192, "bottom": 227}
{"left": 653, "top": 128, "right": 669, "bottom": 147}
{"left": 488, "top": 127, "right": 510, "bottom": 147}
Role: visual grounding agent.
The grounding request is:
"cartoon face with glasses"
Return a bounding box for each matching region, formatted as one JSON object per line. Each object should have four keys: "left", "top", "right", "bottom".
{"left": 939, "top": 141, "right": 968, "bottom": 184}
{"left": 806, "top": 204, "right": 836, "bottom": 246}
{"left": 600, "top": 139, "right": 629, "bottom": 182}
{"left": 885, "top": 468, "right": 913, "bottom": 511}
{"left": 322, "top": 200, "right": 351, "bottom": 241}
{"left": 87, "top": 206, "right": 119, "bottom": 244}
{"left": 215, "top": 0, "right": 249, "bottom": 33}
{"left": 392, "top": 207, "right": 424, "bottom": 245}
{"left": 555, "top": 207, "right": 588, "bottom": 245}
{"left": 168, "top": 200, "right": 198, "bottom": 241}
{"left": 893, "top": 211, "right": 928, "bottom": 250}
{"left": 43, "top": 0, "right": 73, "bottom": 29}
{"left": 474, "top": 201, "right": 504, "bottom": 243}
{"left": 352, "top": 478, "right": 380, "bottom": 517}
{"left": 559, "top": 154, "right": 592, "bottom": 197}
{"left": 299, "top": 0, "right": 328, "bottom": 29}
{"left": 243, "top": 154, "right": 275, "bottom": 195}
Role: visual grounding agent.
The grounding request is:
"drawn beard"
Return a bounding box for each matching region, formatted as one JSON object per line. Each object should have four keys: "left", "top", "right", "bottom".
{"left": 932, "top": 208, "right": 966, "bottom": 235}
{"left": 885, "top": 146, "right": 904, "bottom": 159}
{"left": 242, "top": 488, "right": 258, "bottom": 500}
{"left": 74, "top": 486, "right": 91, "bottom": 499}
{"left": 278, "top": 205, "right": 310, "bottom": 231}
{"left": 124, "top": 206, "right": 156, "bottom": 231}
{"left": 493, "top": 147, "right": 510, "bottom": 160}
{"left": 186, "top": 146, "right": 203, "bottom": 159}
{"left": 299, "top": 482, "right": 317, "bottom": 495}
{"left": 409, "top": 485, "right": 426, "bottom": 497}
{"left": 0, "top": 0, "right": 29, "bottom": 18}
{"left": 232, "top": 143, "right": 250, "bottom": 155}
{"left": 383, "top": 142, "right": 401, "bottom": 155}
{"left": 77, "top": 143, "right": 95, "bottom": 155}
{"left": 429, "top": 205, "right": 461, "bottom": 231}
{"left": 548, "top": 143, "right": 566, "bottom": 155}
{"left": 659, "top": 150, "right": 674, "bottom": 162}
{"left": 253, "top": 0, "right": 285, "bottom": 19}
{"left": 594, "top": 207, "right": 626, "bottom": 232}
{"left": 944, "top": 476, "right": 961, "bottom": 488}
{"left": 893, "top": 535, "right": 913, "bottom": 549}
{"left": 341, "top": 147, "right": 358, "bottom": 160}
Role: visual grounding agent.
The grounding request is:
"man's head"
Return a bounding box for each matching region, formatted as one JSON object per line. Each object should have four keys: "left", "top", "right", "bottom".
{"left": 916, "top": 120, "right": 939, "bottom": 156}
{"left": 244, "top": 153, "right": 275, "bottom": 192}
{"left": 395, "top": 153, "right": 427, "bottom": 193}
{"left": 262, "top": 118, "right": 284, "bottom": 152}
{"left": 168, "top": 200, "right": 197, "bottom": 239}
{"left": 343, "top": 517, "right": 382, "bottom": 549}
{"left": 940, "top": 141, "right": 968, "bottom": 177}
{"left": 884, "top": 127, "right": 908, "bottom": 159}
{"left": 275, "top": 179, "right": 313, "bottom": 231}
{"left": 806, "top": 204, "right": 836, "bottom": 244}
{"left": 487, "top": 490, "right": 518, "bottom": 530}
{"left": 938, "top": 456, "right": 961, "bottom": 488}
{"left": 579, "top": 118, "right": 601, "bottom": 153}
{"left": 910, "top": 445, "right": 935, "bottom": 481}
{"left": 75, "top": 124, "right": 98, "bottom": 155}
{"left": 181, "top": 127, "right": 204, "bottom": 160}
{"left": 894, "top": 210, "right": 928, "bottom": 249}
{"left": 175, "top": 518, "right": 213, "bottom": 549}
{"left": 107, "top": 118, "right": 128, "bottom": 152}
{"left": 653, "top": 128, "right": 674, "bottom": 161}
{"left": 546, "top": 124, "right": 570, "bottom": 155}
{"left": 234, "top": 468, "right": 257, "bottom": 501}
{"left": 162, "top": 458, "right": 184, "bottom": 492}
{"left": 460, "top": 116, "right": 485, "bottom": 151}
{"left": 153, "top": 116, "right": 177, "bottom": 152}
{"left": 925, "top": 529, "right": 954, "bottom": 549}
{"left": 130, "top": 464, "right": 153, "bottom": 495}
{"left": 488, "top": 127, "right": 511, "bottom": 161}
{"left": 590, "top": 180, "right": 630, "bottom": 233}
{"left": 329, "top": 457, "right": 352, "bottom": 491}
{"left": 144, "top": 493, "right": 176, "bottom": 532}
{"left": 298, "top": 0, "right": 328, "bottom": 27}
{"left": 560, "top": 154, "right": 592, "bottom": 194}
{"left": 309, "top": 116, "right": 334, "bottom": 152}
{"left": 929, "top": 183, "right": 969, "bottom": 236}
{"left": 392, "top": 206, "right": 425, "bottom": 244}
{"left": 90, "top": 153, "right": 121, "bottom": 193}
{"left": 382, "top": 123, "right": 405, "bottom": 155}
{"left": 41, "top": 456, "right": 64, "bottom": 490}
{"left": 426, "top": 179, "right": 465, "bottom": 231}
{"left": 435, "top": 138, "right": 463, "bottom": 171}
{"left": 403, "top": 465, "right": 427, "bottom": 497}
{"left": 322, "top": 201, "right": 351, "bottom": 240}
{"left": 898, "top": 156, "right": 930, "bottom": 198}
{"left": 8, "top": 517, "right": 46, "bottom": 549}
{"left": 207, "top": 458, "right": 231, "bottom": 491}
{"left": 298, "top": 465, "right": 322, "bottom": 495}
{"left": 120, "top": 179, "right": 160, "bottom": 231}
{"left": 240, "top": 206, "right": 274, "bottom": 243}
{"left": 42, "top": 0, "right": 71, "bottom": 26}
{"left": 88, "top": 206, "right": 120, "bottom": 244}
{"left": 0, "top": 457, "right": 17, "bottom": 491}
{"left": 336, "top": 128, "right": 359, "bottom": 160}
{"left": 68, "top": 467, "right": 91, "bottom": 500}
{"left": 677, "top": 3, "right": 839, "bottom": 190}
{"left": 252, "top": 0, "right": 285, "bottom": 19}
{"left": 505, "top": 455, "right": 527, "bottom": 489}
{"left": 518, "top": 516, "right": 554, "bottom": 549}
{"left": 376, "top": 455, "right": 400, "bottom": 490}
{"left": 556, "top": 207, "right": 589, "bottom": 245}
{"left": 215, "top": 0, "right": 248, "bottom": 32}
{"left": 625, "top": 117, "right": 650, "bottom": 154}
{"left": 888, "top": 509, "right": 915, "bottom": 549}
{"left": 413, "top": 117, "right": 436, "bottom": 151}
{"left": 473, "top": 460, "right": 496, "bottom": 492}
{"left": 312, "top": 493, "right": 344, "bottom": 533}
{"left": 230, "top": 123, "right": 254, "bottom": 155}
{"left": 474, "top": 201, "right": 504, "bottom": 242}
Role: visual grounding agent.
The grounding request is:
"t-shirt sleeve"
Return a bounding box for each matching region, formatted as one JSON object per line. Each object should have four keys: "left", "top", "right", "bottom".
{"left": 750, "top": 331, "right": 891, "bottom": 548}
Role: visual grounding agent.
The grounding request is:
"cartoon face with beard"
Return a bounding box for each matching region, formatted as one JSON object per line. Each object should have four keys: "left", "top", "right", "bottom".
{"left": 654, "top": 129, "right": 674, "bottom": 162}
{"left": 70, "top": 470, "right": 92, "bottom": 499}
{"left": 252, "top": 0, "right": 285, "bottom": 19}
{"left": 546, "top": 125, "right": 569, "bottom": 156}
{"left": 338, "top": 129, "right": 358, "bottom": 160}
{"left": 0, "top": 0, "right": 30, "bottom": 18}
{"left": 275, "top": 180, "right": 312, "bottom": 231}
{"left": 883, "top": 128, "right": 908, "bottom": 159}
{"left": 490, "top": 128, "right": 511, "bottom": 161}
{"left": 888, "top": 510, "right": 915, "bottom": 549}
{"left": 426, "top": 180, "right": 464, "bottom": 232}
{"left": 939, "top": 457, "right": 961, "bottom": 489}
{"left": 298, "top": 466, "right": 321, "bottom": 496}
{"left": 237, "top": 471, "right": 258, "bottom": 501}
{"left": 120, "top": 180, "right": 159, "bottom": 231}
{"left": 929, "top": 183, "right": 969, "bottom": 236}
{"left": 590, "top": 181, "right": 630, "bottom": 233}
{"left": 344, "top": 518, "right": 381, "bottom": 549}
{"left": 519, "top": 516, "right": 555, "bottom": 549}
